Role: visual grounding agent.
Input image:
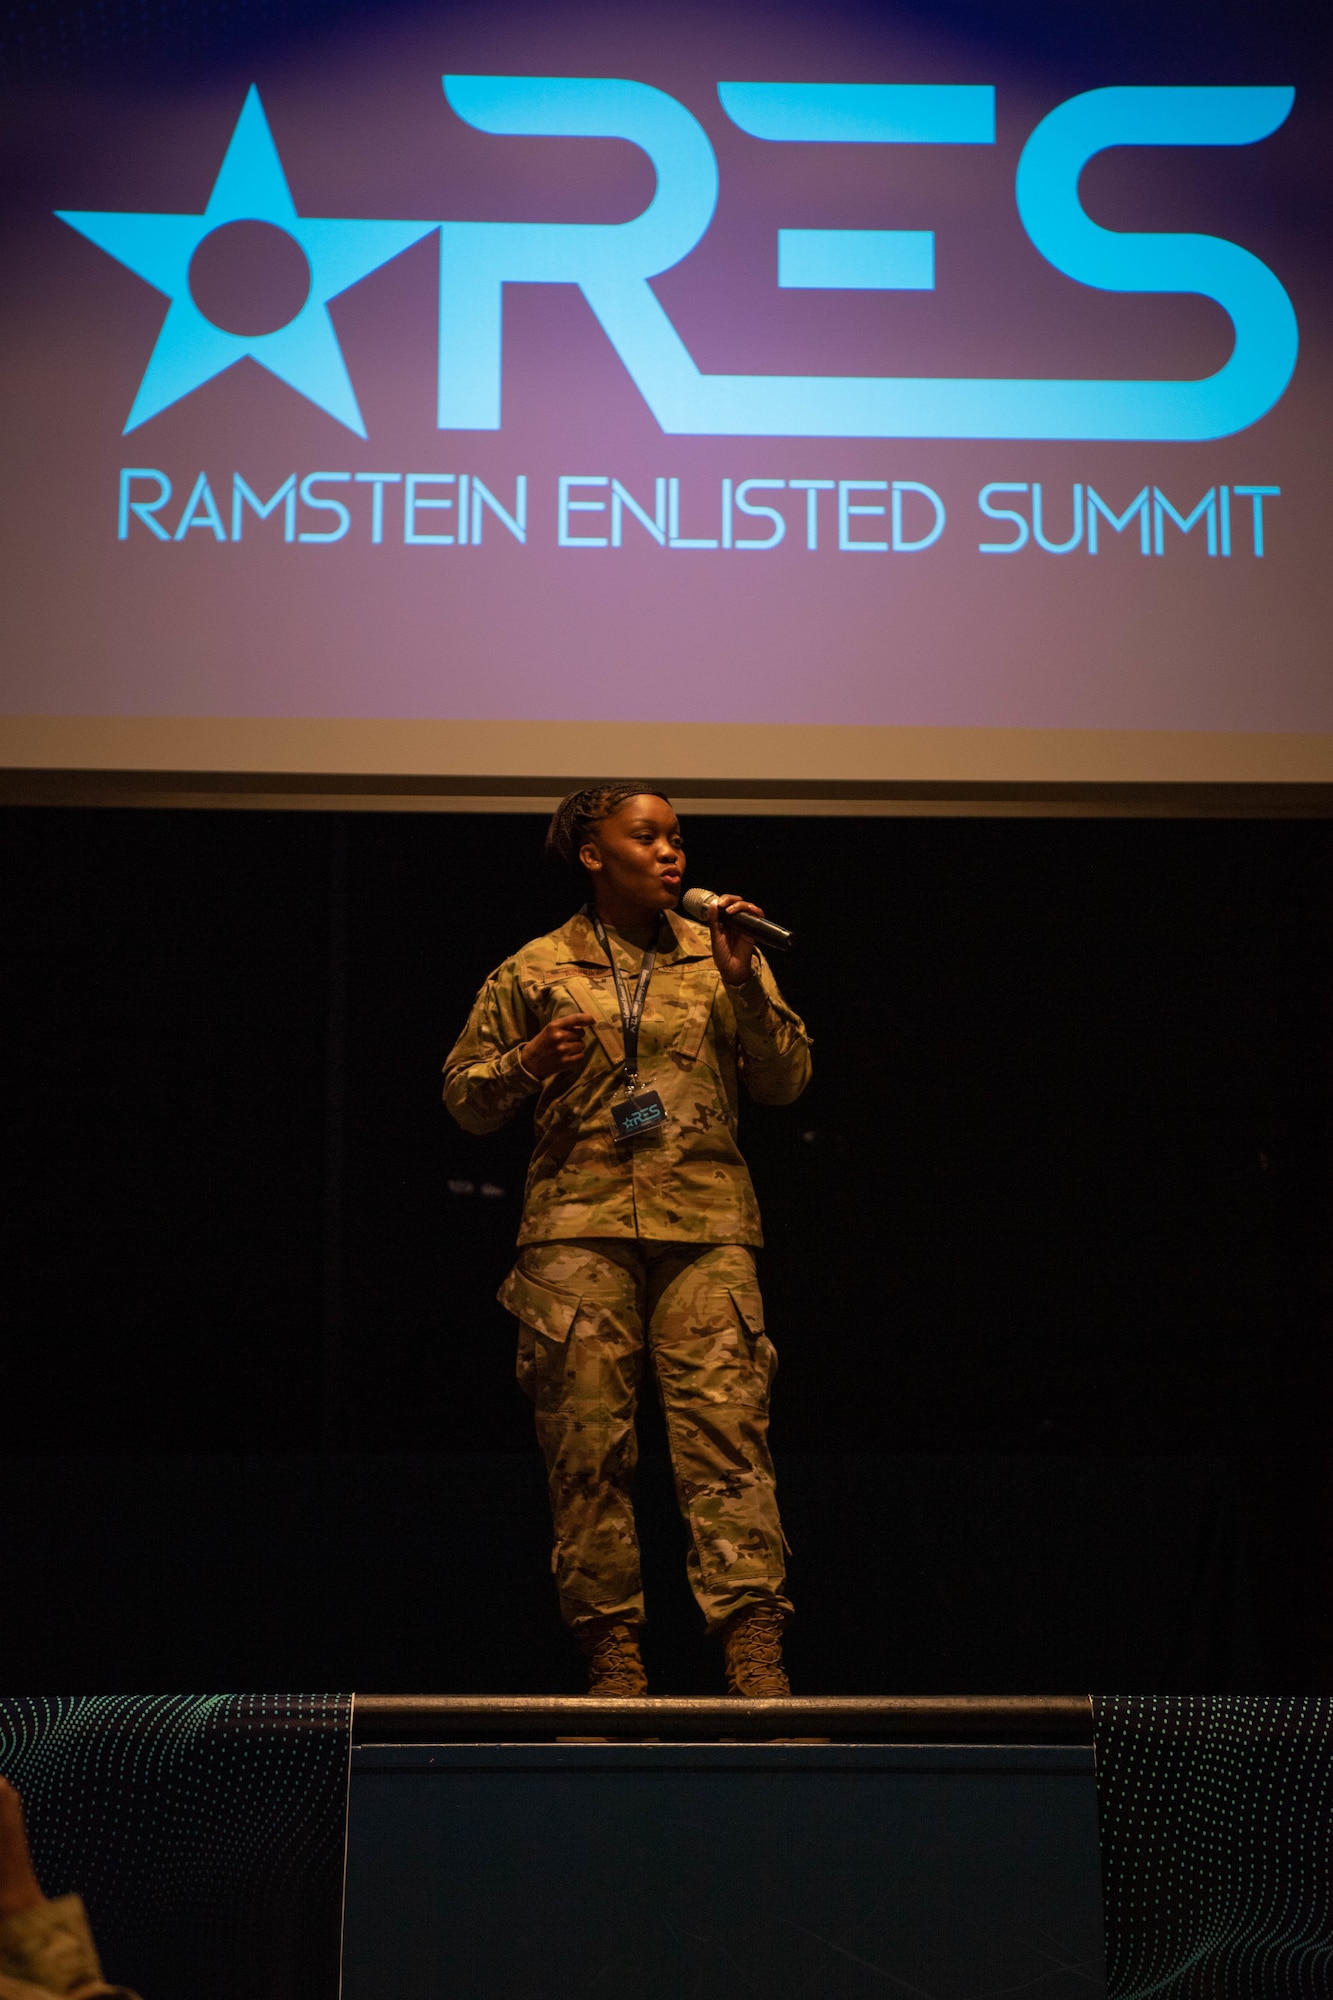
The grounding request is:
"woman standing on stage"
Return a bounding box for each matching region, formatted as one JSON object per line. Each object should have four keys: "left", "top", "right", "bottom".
{"left": 443, "top": 784, "right": 811, "bottom": 1696}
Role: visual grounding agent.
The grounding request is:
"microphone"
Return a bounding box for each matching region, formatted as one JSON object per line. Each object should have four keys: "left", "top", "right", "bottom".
{"left": 681, "top": 886, "right": 794, "bottom": 953}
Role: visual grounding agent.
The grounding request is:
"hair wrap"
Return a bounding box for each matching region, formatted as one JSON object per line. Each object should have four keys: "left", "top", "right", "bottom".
{"left": 545, "top": 783, "right": 673, "bottom": 868}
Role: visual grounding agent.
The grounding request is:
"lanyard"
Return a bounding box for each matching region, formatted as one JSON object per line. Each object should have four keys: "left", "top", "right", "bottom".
{"left": 588, "top": 906, "right": 656, "bottom": 1093}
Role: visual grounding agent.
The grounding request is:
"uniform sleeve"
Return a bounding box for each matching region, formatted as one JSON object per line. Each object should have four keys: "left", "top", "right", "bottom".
{"left": 727, "top": 956, "right": 812, "bottom": 1105}
{"left": 0, "top": 1895, "right": 140, "bottom": 1999}
{"left": 443, "top": 959, "right": 544, "bottom": 1135}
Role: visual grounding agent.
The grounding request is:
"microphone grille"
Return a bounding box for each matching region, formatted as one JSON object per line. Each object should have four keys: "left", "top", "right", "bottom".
{"left": 680, "top": 887, "right": 715, "bottom": 923}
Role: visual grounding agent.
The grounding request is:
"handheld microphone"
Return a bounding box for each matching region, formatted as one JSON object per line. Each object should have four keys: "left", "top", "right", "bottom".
{"left": 681, "top": 886, "right": 794, "bottom": 953}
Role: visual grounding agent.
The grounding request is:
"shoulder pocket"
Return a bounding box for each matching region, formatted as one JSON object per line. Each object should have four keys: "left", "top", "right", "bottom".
{"left": 498, "top": 1263, "right": 582, "bottom": 1344}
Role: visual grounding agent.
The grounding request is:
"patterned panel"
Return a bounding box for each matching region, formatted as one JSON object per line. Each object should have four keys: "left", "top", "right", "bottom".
{"left": 0, "top": 1694, "right": 350, "bottom": 2000}
{"left": 1093, "top": 1695, "right": 1333, "bottom": 2000}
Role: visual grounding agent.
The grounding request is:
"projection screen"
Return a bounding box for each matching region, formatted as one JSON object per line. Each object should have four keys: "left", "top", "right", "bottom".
{"left": 1, "top": 0, "right": 1329, "bottom": 805}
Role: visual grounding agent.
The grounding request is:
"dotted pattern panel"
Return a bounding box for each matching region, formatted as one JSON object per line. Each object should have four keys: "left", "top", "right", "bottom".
{"left": 1093, "top": 1695, "right": 1333, "bottom": 2000}
{"left": 0, "top": 1694, "right": 351, "bottom": 2000}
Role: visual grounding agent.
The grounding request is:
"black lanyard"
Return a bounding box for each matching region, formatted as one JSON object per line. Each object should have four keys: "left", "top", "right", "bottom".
{"left": 588, "top": 907, "right": 655, "bottom": 1094}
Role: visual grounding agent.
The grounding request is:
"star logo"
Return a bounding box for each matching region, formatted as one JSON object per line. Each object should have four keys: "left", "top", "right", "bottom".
{"left": 57, "top": 86, "right": 436, "bottom": 436}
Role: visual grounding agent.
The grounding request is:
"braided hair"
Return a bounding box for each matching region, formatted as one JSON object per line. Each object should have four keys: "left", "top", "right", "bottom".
{"left": 545, "top": 782, "right": 673, "bottom": 871}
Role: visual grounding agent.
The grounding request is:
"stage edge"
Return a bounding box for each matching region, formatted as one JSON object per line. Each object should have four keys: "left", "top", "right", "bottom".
{"left": 350, "top": 1695, "right": 1094, "bottom": 1742}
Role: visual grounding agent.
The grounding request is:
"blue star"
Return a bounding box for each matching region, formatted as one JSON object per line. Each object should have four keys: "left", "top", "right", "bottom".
{"left": 57, "top": 86, "right": 436, "bottom": 436}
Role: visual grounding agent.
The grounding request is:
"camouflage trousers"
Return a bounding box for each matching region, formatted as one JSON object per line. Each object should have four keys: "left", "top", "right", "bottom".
{"left": 500, "top": 1239, "right": 792, "bottom": 1634}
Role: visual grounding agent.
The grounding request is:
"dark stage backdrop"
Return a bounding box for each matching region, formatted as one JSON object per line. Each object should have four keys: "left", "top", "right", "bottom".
{"left": 2, "top": 807, "right": 1331, "bottom": 1693}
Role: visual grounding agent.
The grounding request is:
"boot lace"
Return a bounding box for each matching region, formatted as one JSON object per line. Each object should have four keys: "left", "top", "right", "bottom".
{"left": 725, "top": 1608, "right": 790, "bottom": 1695}
{"left": 582, "top": 1622, "right": 647, "bottom": 1695}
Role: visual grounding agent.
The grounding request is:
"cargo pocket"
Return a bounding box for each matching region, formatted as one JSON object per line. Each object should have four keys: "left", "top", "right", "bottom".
{"left": 727, "top": 1279, "right": 777, "bottom": 1401}
{"left": 499, "top": 1262, "right": 583, "bottom": 1401}
{"left": 726, "top": 1281, "right": 765, "bottom": 1341}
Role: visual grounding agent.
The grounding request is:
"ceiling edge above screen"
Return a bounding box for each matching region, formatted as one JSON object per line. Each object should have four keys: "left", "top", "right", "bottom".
{"left": 4, "top": 719, "right": 1333, "bottom": 816}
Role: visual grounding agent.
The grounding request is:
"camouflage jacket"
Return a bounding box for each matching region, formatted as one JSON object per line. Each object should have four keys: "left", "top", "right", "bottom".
{"left": 0, "top": 1897, "right": 138, "bottom": 2000}
{"left": 443, "top": 908, "right": 812, "bottom": 1245}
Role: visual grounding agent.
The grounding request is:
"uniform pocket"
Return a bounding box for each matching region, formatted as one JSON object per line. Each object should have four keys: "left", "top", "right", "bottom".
{"left": 501, "top": 1260, "right": 583, "bottom": 1404}
{"left": 554, "top": 976, "right": 622, "bottom": 1070}
{"left": 497, "top": 1262, "right": 582, "bottom": 1344}
{"left": 675, "top": 972, "right": 722, "bottom": 1065}
{"left": 726, "top": 1278, "right": 777, "bottom": 1399}
{"left": 726, "top": 1281, "right": 766, "bottom": 1340}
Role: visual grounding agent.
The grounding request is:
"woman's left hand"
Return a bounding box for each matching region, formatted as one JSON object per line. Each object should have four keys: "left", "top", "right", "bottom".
{"left": 708, "top": 894, "right": 763, "bottom": 986}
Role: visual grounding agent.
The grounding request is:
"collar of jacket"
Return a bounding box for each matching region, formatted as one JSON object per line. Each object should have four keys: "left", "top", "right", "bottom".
{"left": 553, "top": 907, "right": 713, "bottom": 967}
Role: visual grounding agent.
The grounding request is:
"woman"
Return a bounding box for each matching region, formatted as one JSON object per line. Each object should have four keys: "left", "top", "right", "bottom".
{"left": 444, "top": 784, "right": 811, "bottom": 1695}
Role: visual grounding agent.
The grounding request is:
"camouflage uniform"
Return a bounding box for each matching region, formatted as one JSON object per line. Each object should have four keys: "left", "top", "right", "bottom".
{"left": 0, "top": 1898, "right": 138, "bottom": 2000}
{"left": 444, "top": 908, "right": 811, "bottom": 1632}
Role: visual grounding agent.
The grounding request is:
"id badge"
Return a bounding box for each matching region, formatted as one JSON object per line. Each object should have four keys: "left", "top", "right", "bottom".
{"left": 611, "top": 1090, "right": 668, "bottom": 1142}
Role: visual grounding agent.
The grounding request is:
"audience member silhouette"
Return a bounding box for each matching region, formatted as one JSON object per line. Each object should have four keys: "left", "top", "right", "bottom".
{"left": 0, "top": 1777, "right": 138, "bottom": 2000}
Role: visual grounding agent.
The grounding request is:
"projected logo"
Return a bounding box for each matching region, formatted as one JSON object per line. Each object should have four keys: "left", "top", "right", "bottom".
{"left": 58, "top": 89, "right": 435, "bottom": 440}
{"left": 59, "top": 75, "right": 1298, "bottom": 443}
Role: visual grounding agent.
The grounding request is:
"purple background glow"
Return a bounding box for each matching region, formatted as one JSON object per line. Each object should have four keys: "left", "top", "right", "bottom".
{"left": 1, "top": 0, "right": 1329, "bottom": 736}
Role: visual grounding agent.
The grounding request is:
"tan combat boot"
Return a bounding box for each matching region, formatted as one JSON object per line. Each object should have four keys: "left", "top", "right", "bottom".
{"left": 578, "top": 1619, "right": 649, "bottom": 1695}
{"left": 722, "top": 1605, "right": 791, "bottom": 1696}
